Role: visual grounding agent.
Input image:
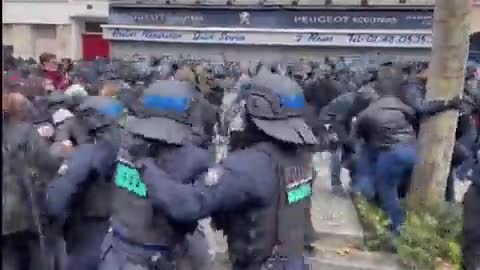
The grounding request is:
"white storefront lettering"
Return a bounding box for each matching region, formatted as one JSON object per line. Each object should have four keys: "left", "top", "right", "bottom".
{"left": 348, "top": 34, "right": 431, "bottom": 45}
{"left": 104, "top": 27, "right": 432, "bottom": 48}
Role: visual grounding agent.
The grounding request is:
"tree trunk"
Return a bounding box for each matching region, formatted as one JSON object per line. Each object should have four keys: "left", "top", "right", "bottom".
{"left": 408, "top": 0, "right": 471, "bottom": 206}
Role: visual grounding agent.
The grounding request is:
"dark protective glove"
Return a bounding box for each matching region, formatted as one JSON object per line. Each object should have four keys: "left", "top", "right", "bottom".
{"left": 136, "top": 157, "right": 172, "bottom": 194}
{"left": 418, "top": 96, "right": 464, "bottom": 118}
{"left": 446, "top": 96, "right": 464, "bottom": 110}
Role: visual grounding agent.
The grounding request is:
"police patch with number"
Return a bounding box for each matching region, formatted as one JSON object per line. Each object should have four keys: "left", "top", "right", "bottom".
{"left": 114, "top": 160, "right": 148, "bottom": 198}
{"left": 284, "top": 166, "right": 312, "bottom": 205}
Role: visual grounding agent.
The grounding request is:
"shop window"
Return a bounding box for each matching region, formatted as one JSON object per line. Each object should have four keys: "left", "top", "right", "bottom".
{"left": 3, "top": 24, "right": 13, "bottom": 44}
{"left": 85, "top": 22, "right": 103, "bottom": 33}
{"left": 32, "top": 24, "right": 58, "bottom": 60}
{"left": 32, "top": 24, "right": 57, "bottom": 39}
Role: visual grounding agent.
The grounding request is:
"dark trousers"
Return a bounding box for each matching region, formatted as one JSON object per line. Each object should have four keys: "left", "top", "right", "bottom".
{"left": 330, "top": 146, "right": 343, "bottom": 187}
{"left": 304, "top": 198, "right": 316, "bottom": 244}
{"left": 447, "top": 131, "right": 477, "bottom": 201}
{"left": 375, "top": 143, "right": 416, "bottom": 231}
{"left": 233, "top": 256, "right": 307, "bottom": 270}
{"left": 351, "top": 144, "right": 378, "bottom": 200}
{"left": 353, "top": 143, "right": 417, "bottom": 231}
{"left": 330, "top": 143, "right": 356, "bottom": 188}
{"left": 2, "top": 232, "right": 42, "bottom": 270}
{"left": 2, "top": 231, "right": 67, "bottom": 270}
{"left": 99, "top": 232, "right": 184, "bottom": 270}
{"left": 463, "top": 184, "right": 480, "bottom": 270}
{"left": 66, "top": 219, "right": 110, "bottom": 270}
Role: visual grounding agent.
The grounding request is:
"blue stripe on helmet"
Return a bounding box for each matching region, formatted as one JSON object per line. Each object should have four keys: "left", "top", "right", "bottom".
{"left": 98, "top": 102, "right": 124, "bottom": 118}
{"left": 142, "top": 95, "right": 189, "bottom": 113}
{"left": 281, "top": 95, "right": 305, "bottom": 109}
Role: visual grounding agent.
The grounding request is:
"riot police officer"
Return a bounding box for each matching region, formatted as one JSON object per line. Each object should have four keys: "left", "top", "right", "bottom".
{"left": 99, "top": 80, "right": 214, "bottom": 270}
{"left": 138, "top": 70, "right": 317, "bottom": 270}
{"left": 46, "top": 95, "right": 125, "bottom": 270}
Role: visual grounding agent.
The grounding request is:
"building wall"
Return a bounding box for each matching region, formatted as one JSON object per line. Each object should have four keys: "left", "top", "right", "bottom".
{"left": 3, "top": 24, "right": 35, "bottom": 59}
{"left": 33, "top": 24, "right": 59, "bottom": 59}
{"left": 3, "top": 0, "right": 480, "bottom": 61}
{"left": 3, "top": 0, "right": 108, "bottom": 25}
{"left": 3, "top": 0, "right": 108, "bottom": 59}
{"left": 3, "top": 23, "right": 72, "bottom": 60}
{"left": 3, "top": 1, "right": 71, "bottom": 25}
{"left": 471, "top": 6, "right": 480, "bottom": 34}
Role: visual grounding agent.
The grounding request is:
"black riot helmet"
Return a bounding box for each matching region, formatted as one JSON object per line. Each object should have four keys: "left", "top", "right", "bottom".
{"left": 227, "top": 68, "right": 317, "bottom": 145}
{"left": 122, "top": 80, "right": 206, "bottom": 145}
{"left": 76, "top": 96, "right": 124, "bottom": 129}
{"left": 75, "top": 96, "right": 125, "bottom": 143}
{"left": 212, "top": 64, "right": 227, "bottom": 79}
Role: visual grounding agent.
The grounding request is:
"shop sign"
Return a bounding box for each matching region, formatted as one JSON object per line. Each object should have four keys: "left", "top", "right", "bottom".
{"left": 103, "top": 27, "right": 433, "bottom": 48}
{"left": 109, "top": 7, "right": 433, "bottom": 30}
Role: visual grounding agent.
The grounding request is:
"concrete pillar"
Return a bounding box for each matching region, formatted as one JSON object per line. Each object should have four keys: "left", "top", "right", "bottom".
{"left": 71, "top": 19, "right": 84, "bottom": 60}
{"left": 56, "top": 24, "right": 72, "bottom": 58}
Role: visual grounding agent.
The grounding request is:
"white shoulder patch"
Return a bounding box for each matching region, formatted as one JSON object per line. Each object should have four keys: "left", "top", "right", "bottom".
{"left": 57, "top": 162, "right": 69, "bottom": 176}
{"left": 52, "top": 109, "right": 74, "bottom": 125}
{"left": 204, "top": 167, "right": 225, "bottom": 187}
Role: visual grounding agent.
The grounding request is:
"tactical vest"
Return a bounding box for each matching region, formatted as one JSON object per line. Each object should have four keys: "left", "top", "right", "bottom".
{"left": 82, "top": 139, "right": 122, "bottom": 219}
{"left": 217, "top": 142, "right": 312, "bottom": 268}
{"left": 79, "top": 176, "right": 113, "bottom": 219}
{"left": 2, "top": 123, "right": 37, "bottom": 235}
{"left": 110, "top": 148, "right": 192, "bottom": 247}
{"left": 67, "top": 140, "right": 117, "bottom": 221}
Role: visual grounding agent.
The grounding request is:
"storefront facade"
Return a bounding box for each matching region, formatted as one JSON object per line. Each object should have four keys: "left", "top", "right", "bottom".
{"left": 103, "top": 6, "right": 434, "bottom": 62}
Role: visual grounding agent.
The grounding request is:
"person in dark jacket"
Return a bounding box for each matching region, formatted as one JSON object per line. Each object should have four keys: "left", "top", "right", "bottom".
{"left": 353, "top": 72, "right": 462, "bottom": 232}
{"left": 400, "top": 69, "right": 478, "bottom": 202}
{"left": 303, "top": 71, "right": 345, "bottom": 112}
{"left": 462, "top": 136, "right": 480, "bottom": 270}
{"left": 3, "top": 91, "right": 66, "bottom": 270}
{"left": 319, "top": 83, "right": 378, "bottom": 195}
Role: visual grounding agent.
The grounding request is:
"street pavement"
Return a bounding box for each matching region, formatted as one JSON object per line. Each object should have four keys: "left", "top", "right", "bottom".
{"left": 203, "top": 151, "right": 470, "bottom": 269}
